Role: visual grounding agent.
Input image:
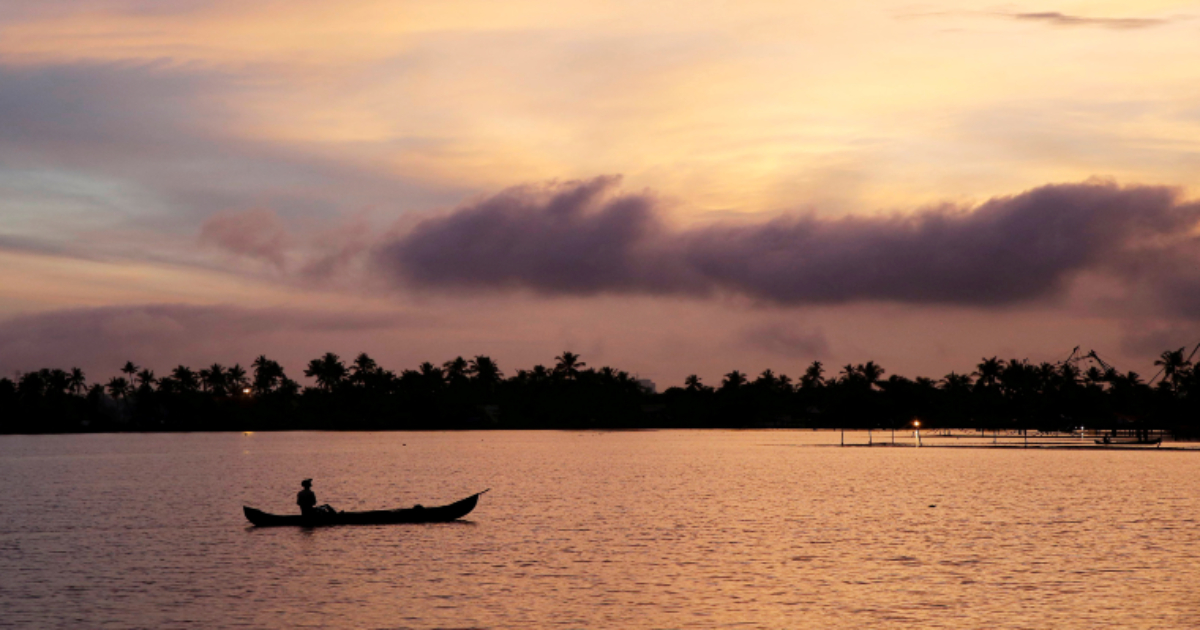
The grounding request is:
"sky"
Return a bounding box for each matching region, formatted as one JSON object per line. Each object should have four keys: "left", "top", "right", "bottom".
{"left": 2, "top": 0, "right": 1199, "bottom": 387}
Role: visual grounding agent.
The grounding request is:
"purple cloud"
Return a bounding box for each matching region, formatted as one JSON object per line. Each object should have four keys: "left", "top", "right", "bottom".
{"left": 375, "top": 177, "right": 1200, "bottom": 310}
{"left": 379, "top": 176, "right": 702, "bottom": 296}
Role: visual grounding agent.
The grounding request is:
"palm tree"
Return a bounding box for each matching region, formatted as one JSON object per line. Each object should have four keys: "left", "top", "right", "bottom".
{"left": 554, "top": 352, "right": 586, "bottom": 380}
{"left": 1058, "top": 361, "right": 1080, "bottom": 389}
{"left": 38, "top": 369, "right": 68, "bottom": 396}
{"left": 135, "top": 369, "right": 155, "bottom": 387}
{"left": 121, "top": 361, "right": 139, "bottom": 380}
{"left": 839, "top": 364, "right": 859, "bottom": 386}
{"left": 106, "top": 377, "right": 131, "bottom": 399}
{"left": 1154, "top": 347, "right": 1191, "bottom": 392}
{"left": 252, "top": 356, "right": 283, "bottom": 395}
{"left": 199, "top": 364, "right": 228, "bottom": 396}
{"left": 171, "top": 366, "right": 199, "bottom": 393}
{"left": 939, "top": 372, "right": 973, "bottom": 393}
{"left": 227, "top": 364, "right": 249, "bottom": 393}
{"left": 418, "top": 362, "right": 445, "bottom": 391}
{"left": 1083, "top": 366, "right": 1106, "bottom": 390}
{"left": 860, "top": 361, "right": 885, "bottom": 389}
{"left": 974, "top": 357, "right": 1002, "bottom": 390}
{"left": 721, "top": 370, "right": 747, "bottom": 391}
{"left": 799, "top": 361, "right": 825, "bottom": 389}
{"left": 350, "top": 353, "right": 380, "bottom": 386}
{"left": 468, "top": 356, "right": 503, "bottom": 388}
{"left": 530, "top": 365, "right": 551, "bottom": 383}
{"left": 755, "top": 369, "right": 778, "bottom": 389}
{"left": 684, "top": 374, "right": 706, "bottom": 392}
{"left": 67, "top": 367, "right": 87, "bottom": 395}
{"left": 443, "top": 356, "right": 470, "bottom": 385}
{"left": 304, "top": 353, "right": 347, "bottom": 391}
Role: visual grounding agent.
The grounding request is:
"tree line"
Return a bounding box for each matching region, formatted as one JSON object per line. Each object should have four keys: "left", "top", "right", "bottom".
{"left": 2, "top": 348, "right": 1198, "bottom": 436}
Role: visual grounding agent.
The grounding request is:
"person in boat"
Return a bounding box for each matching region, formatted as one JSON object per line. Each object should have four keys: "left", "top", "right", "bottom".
{"left": 297, "top": 479, "right": 335, "bottom": 516}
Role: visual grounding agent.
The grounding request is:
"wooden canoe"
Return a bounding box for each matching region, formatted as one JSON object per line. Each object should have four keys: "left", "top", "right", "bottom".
{"left": 244, "top": 490, "right": 487, "bottom": 527}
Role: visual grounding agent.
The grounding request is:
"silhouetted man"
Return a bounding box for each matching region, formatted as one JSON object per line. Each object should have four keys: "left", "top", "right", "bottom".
{"left": 297, "top": 479, "right": 318, "bottom": 516}
{"left": 297, "top": 479, "right": 335, "bottom": 517}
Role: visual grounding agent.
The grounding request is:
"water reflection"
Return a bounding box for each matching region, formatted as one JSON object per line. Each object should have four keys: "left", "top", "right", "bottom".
{"left": 1, "top": 431, "right": 1198, "bottom": 629}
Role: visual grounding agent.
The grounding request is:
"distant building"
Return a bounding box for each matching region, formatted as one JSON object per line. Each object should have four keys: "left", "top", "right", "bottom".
{"left": 636, "top": 378, "right": 657, "bottom": 394}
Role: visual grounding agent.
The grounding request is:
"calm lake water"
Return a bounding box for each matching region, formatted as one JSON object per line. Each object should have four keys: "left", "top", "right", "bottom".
{"left": 2, "top": 430, "right": 1198, "bottom": 629}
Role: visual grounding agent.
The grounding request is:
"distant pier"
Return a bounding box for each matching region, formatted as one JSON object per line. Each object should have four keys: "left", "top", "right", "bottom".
{"left": 834, "top": 428, "right": 1195, "bottom": 450}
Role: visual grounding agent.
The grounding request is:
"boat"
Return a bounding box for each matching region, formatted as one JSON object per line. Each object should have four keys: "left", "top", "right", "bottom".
{"left": 243, "top": 489, "right": 488, "bottom": 527}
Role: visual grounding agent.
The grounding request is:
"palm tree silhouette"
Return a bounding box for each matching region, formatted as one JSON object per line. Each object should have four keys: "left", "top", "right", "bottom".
{"left": 1058, "top": 361, "right": 1080, "bottom": 389}
{"left": 304, "top": 353, "right": 347, "bottom": 391}
{"left": 1154, "top": 347, "right": 1190, "bottom": 392}
{"left": 251, "top": 356, "right": 284, "bottom": 394}
{"left": 468, "top": 356, "right": 502, "bottom": 388}
{"left": 839, "top": 364, "right": 859, "bottom": 386}
{"left": 940, "top": 372, "right": 972, "bottom": 393}
{"left": 860, "top": 361, "right": 885, "bottom": 389}
{"left": 227, "top": 364, "right": 249, "bottom": 393}
{"left": 684, "top": 374, "right": 706, "bottom": 392}
{"left": 67, "top": 367, "right": 87, "bottom": 395}
{"left": 417, "top": 362, "right": 445, "bottom": 392}
{"left": 530, "top": 364, "right": 551, "bottom": 383}
{"left": 106, "top": 377, "right": 131, "bottom": 399}
{"left": 443, "top": 356, "right": 469, "bottom": 385}
{"left": 45, "top": 369, "right": 69, "bottom": 396}
{"left": 135, "top": 369, "right": 156, "bottom": 389}
{"left": 171, "top": 365, "right": 199, "bottom": 393}
{"left": 350, "top": 353, "right": 380, "bottom": 385}
{"left": 800, "top": 362, "right": 825, "bottom": 389}
{"left": 974, "top": 357, "right": 1002, "bottom": 390}
{"left": 721, "top": 370, "right": 747, "bottom": 390}
{"left": 121, "top": 361, "right": 139, "bottom": 380}
{"left": 199, "top": 364, "right": 229, "bottom": 396}
{"left": 554, "top": 352, "right": 586, "bottom": 380}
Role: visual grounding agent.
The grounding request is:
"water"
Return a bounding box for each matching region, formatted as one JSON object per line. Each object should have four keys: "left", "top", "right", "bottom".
{"left": 2, "top": 430, "right": 1198, "bottom": 629}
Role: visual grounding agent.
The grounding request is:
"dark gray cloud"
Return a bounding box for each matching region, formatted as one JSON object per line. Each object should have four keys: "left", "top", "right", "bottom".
{"left": 1012, "top": 12, "right": 1169, "bottom": 29}
{"left": 899, "top": 10, "right": 1177, "bottom": 30}
{"left": 375, "top": 177, "right": 1200, "bottom": 311}
{"left": 0, "top": 304, "right": 403, "bottom": 376}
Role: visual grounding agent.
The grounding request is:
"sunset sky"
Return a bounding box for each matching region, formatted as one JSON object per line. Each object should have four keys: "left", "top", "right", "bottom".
{"left": 2, "top": 0, "right": 1199, "bottom": 386}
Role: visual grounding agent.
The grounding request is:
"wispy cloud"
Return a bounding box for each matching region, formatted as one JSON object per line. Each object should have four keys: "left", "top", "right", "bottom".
{"left": 199, "top": 208, "right": 290, "bottom": 270}
{"left": 1012, "top": 12, "right": 1169, "bottom": 30}
{"left": 899, "top": 9, "right": 1178, "bottom": 30}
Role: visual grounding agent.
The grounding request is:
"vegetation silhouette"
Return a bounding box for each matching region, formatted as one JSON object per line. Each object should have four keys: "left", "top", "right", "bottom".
{"left": 2, "top": 346, "right": 1198, "bottom": 438}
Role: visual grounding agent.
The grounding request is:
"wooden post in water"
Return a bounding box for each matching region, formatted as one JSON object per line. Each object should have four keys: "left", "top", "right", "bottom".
{"left": 841, "top": 430, "right": 844, "bottom": 446}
